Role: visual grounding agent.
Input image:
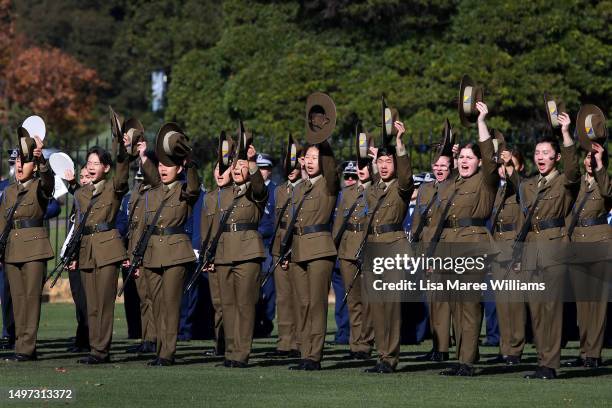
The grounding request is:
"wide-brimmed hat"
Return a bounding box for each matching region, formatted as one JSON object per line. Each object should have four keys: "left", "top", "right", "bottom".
{"left": 235, "top": 120, "right": 253, "bottom": 162}
{"left": 458, "top": 75, "right": 485, "bottom": 127}
{"left": 576, "top": 104, "right": 608, "bottom": 152}
{"left": 543, "top": 93, "right": 566, "bottom": 135}
{"left": 432, "top": 118, "right": 455, "bottom": 166}
{"left": 123, "top": 117, "right": 145, "bottom": 157}
{"left": 305, "top": 92, "right": 336, "bottom": 144}
{"left": 284, "top": 133, "right": 303, "bottom": 176}
{"left": 109, "top": 106, "right": 123, "bottom": 141}
{"left": 218, "top": 130, "right": 235, "bottom": 174}
{"left": 355, "top": 122, "right": 374, "bottom": 170}
{"left": 16, "top": 127, "right": 37, "bottom": 163}
{"left": 377, "top": 97, "right": 400, "bottom": 158}
{"left": 492, "top": 129, "right": 508, "bottom": 164}
{"left": 155, "top": 122, "right": 191, "bottom": 167}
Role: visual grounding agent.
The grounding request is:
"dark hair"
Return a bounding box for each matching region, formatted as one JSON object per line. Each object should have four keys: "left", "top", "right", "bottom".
{"left": 376, "top": 145, "right": 396, "bottom": 158}
{"left": 86, "top": 146, "right": 113, "bottom": 167}
{"left": 459, "top": 142, "right": 481, "bottom": 159}
{"left": 534, "top": 135, "right": 560, "bottom": 155}
{"left": 511, "top": 149, "right": 525, "bottom": 169}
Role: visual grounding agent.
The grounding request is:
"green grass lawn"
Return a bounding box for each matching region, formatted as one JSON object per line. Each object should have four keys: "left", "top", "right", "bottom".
{"left": 1, "top": 303, "right": 612, "bottom": 407}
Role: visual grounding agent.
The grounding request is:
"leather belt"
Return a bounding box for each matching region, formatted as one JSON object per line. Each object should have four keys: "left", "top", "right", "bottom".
{"left": 82, "top": 222, "right": 115, "bottom": 235}
{"left": 293, "top": 224, "right": 330, "bottom": 236}
{"left": 12, "top": 218, "right": 44, "bottom": 229}
{"left": 443, "top": 217, "right": 487, "bottom": 229}
{"left": 222, "top": 222, "right": 258, "bottom": 232}
{"left": 530, "top": 217, "right": 564, "bottom": 233}
{"left": 576, "top": 216, "right": 609, "bottom": 228}
{"left": 152, "top": 225, "right": 186, "bottom": 235}
{"left": 346, "top": 223, "right": 366, "bottom": 232}
{"left": 368, "top": 223, "right": 403, "bottom": 234}
{"left": 494, "top": 222, "right": 516, "bottom": 233}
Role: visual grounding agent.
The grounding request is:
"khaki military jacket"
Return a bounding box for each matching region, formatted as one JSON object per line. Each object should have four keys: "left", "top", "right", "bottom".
{"left": 438, "top": 138, "right": 499, "bottom": 244}
{"left": 333, "top": 180, "right": 371, "bottom": 261}
{"left": 519, "top": 143, "right": 580, "bottom": 268}
{"left": 271, "top": 178, "right": 303, "bottom": 257}
{"left": 141, "top": 158, "right": 200, "bottom": 268}
{"left": 0, "top": 160, "right": 54, "bottom": 263}
{"left": 212, "top": 168, "right": 268, "bottom": 265}
{"left": 290, "top": 145, "right": 339, "bottom": 263}
{"left": 75, "top": 153, "right": 129, "bottom": 269}
{"left": 366, "top": 153, "right": 414, "bottom": 244}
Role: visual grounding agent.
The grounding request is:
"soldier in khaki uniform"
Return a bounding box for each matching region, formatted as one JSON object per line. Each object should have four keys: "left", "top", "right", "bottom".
{"left": 332, "top": 133, "right": 376, "bottom": 359}
{"left": 413, "top": 121, "right": 455, "bottom": 363}
{"left": 200, "top": 161, "right": 233, "bottom": 357}
{"left": 123, "top": 163, "right": 157, "bottom": 354}
{"left": 487, "top": 138, "right": 525, "bottom": 365}
{"left": 520, "top": 111, "right": 580, "bottom": 380}
{"left": 363, "top": 121, "right": 415, "bottom": 373}
{"left": 438, "top": 102, "right": 499, "bottom": 377}
{"left": 137, "top": 123, "right": 199, "bottom": 366}
{"left": 71, "top": 140, "right": 130, "bottom": 364}
{"left": 268, "top": 136, "right": 304, "bottom": 357}
{"left": 210, "top": 127, "right": 267, "bottom": 368}
{"left": 283, "top": 139, "right": 338, "bottom": 371}
{"left": 120, "top": 119, "right": 156, "bottom": 354}
{"left": 563, "top": 105, "right": 610, "bottom": 369}
{"left": 1, "top": 130, "right": 53, "bottom": 361}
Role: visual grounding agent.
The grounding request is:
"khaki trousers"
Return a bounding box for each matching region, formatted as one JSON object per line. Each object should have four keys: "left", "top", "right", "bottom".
{"left": 5, "top": 261, "right": 45, "bottom": 356}
{"left": 207, "top": 268, "right": 225, "bottom": 353}
{"left": 492, "top": 262, "right": 526, "bottom": 358}
{"left": 573, "top": 261, "right": 609, "bottom": 359}
{"left": 370, "top": 300, "right": 401, "bottom": 368}
{"left": 135, "top": 272, "right": 156, "bottom": 343}
{"left": 145, "top": 265, "right": 185, "bottom": 361}
{"left": 339, "top": 259, "right": 374, "bottom": 353}
{"left": 527, "top": 265, "right": 564, "bottom": 369}
{"left": 289, "top": 258, "right": 334, "bottom": 362}
{"left": 273, "top": 258, "right": 298, "bottom": 351}
{"left": 217, "top": 261, "right": 260, "bottom": 363}
{"left": 81, "top": 264, "right": 119, "bottom": 359}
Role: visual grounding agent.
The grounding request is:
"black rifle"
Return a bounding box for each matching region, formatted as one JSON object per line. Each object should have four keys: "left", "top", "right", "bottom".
{"left": 0, "top": 191, "right": 26, "bottom": 263}
{"left": 259, "top": 196, "right": 291, "bottom": 290}
{"left": 340, "top": 191, "right": 387, "bottom": 309}
{"left": 410, "top": 188, "right": 438, "bottom": 243}
{"left": 333, "top": 190, "right": 365, "bottom": 248}
{"left": 260, "top": 184, "right": 313, "bottom": 290}
{"left": 47, "top": 194, "right": 101, "bottom": 287}
{"left": 505, "top": 187, "right": 546, "bottom": 275}
{"left": 185, "top": 196, "right": 239, "bottom": 293}
{"left": 118, "top": 195, "right": 170, "bottom": 296}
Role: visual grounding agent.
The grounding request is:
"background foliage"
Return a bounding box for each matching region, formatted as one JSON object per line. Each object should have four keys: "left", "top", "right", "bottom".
{"left": 1, "top": 0, "right": 610, "bottom": 179}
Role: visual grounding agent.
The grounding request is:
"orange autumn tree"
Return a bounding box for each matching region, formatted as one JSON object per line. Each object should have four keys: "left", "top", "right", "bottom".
{"left": 0, "top": 0, "right": 102, "bottom": 147}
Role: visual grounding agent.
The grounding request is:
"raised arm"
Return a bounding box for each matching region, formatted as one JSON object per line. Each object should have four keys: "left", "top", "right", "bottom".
{"left": 113, "top": 137, "right": 129, "bottom": 196}
{"left": 181, "top": 162, "right": 201, "bottom": 206}
{"left": 394, "top": 121, "right": 415, "bottom": 200}
{"left": 592, "top": 143, "right": 611, "bottom": 199}
{"left": 558, "top": 112, "right": 581, "bottom": 188}
{"left": 476, "top": 102, "right": 499, "bottom": 192}
{"left": 319, "top": 140, "right": 339, "bottom": 196}
{"left": 247, "top": 145, "right": 268, "bottom": 204}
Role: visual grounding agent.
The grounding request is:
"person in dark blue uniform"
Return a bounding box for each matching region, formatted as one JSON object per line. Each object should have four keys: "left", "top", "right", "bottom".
{"left": 178, "top": 182, "right": 207, "bottom": 342}
{"left": 254, "top": 153, "right": 276, "bottom": 337}
{"left": 400, "top": 173, "right": 430, "bottom": 345}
